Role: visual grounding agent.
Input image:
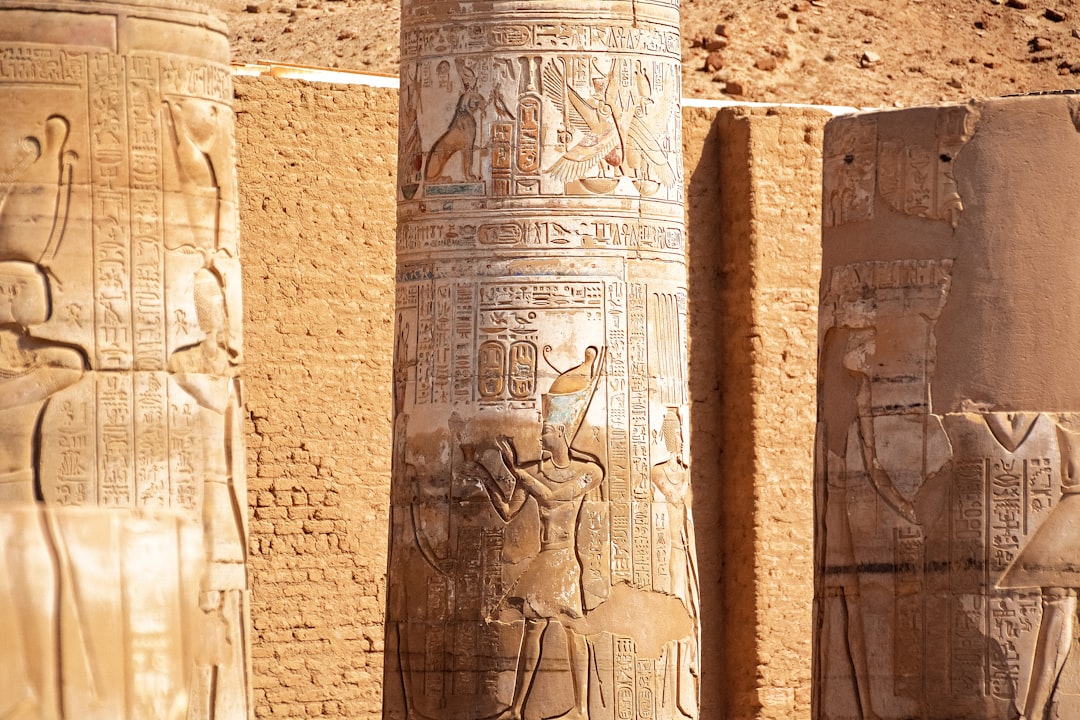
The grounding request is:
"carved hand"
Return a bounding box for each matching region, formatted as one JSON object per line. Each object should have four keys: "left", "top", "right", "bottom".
{"left": 496, "top": 436, "right": 518, "bottom": 469}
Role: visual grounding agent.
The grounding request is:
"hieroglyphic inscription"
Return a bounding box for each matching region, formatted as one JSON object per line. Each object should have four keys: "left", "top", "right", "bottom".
{"left": 392, "top": 0, "right": 692, "bottom": 716}
{"left": 134, "top": 372, "right": 169, "bottom": 506}
{"left": 822, "top": 115, "right": 876, "bottom": 228}
{"left": 99, "top": 374, "right": 135, "bottom": 506}
{"left": 90, "top": 52, "right": 134, "bottom": 370}
{"left": 160, "top": 59, "right": 232, "bottom": 103}
{"left": 453, "top": 283, "right": 476, "bottom": 402}
{"left": 129, "top": 55, "right": 167, "bottom": 371}
{"left": 893, "top": 525, "right": 923, "bottom": 697}
{"left": 401, "top": 22, "right": 681, "bottom": 60}
{"left": 0, "top": 46, "right": 85, "bottom": 84}
{"left": 606, "top": 281, "right": 633, "bottom": 584}
{"left": 877, "top": 105, "right": 979, "bottom": 227}
{"left": 399, "top": 217, "right": 684, "bottom": 252}
{"left": 950, "top": 459, "right": 986, "bottom": 696}
{"left": 51, "top": 398, "right": 94, "bottom": 505}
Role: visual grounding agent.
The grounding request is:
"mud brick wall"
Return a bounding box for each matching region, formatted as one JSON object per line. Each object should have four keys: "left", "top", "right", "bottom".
{"left": 234, "top": 75, "right": 397, "bottom": 718}
{"left": 716, "top": 106, "right": 830, "bottom": 720}
{"left": 232, "top": 72, "right": 828, "bottom": 720}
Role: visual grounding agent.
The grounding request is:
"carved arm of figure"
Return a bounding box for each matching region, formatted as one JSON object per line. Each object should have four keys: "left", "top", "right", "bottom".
{"left": 171, "top": 373, "right": 231, "bottom": 414}
{"left": 0, "top": 344, "right": 84, "bottom": 411}
{"left": 502, "top": 446, "right": 605, "bottom": 505}
{"left": 855, "top": 379, "right": 918, "bottom": 524}
{"left": 477, "top": 437, "right": 528, "bottom": 522}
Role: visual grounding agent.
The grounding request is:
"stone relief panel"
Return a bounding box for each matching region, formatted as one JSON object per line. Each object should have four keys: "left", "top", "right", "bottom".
{"left": 824, "top": 105, "right": 981, "bottom": 229}
{"left": 876, "top": 105, "right": 979, "bottom": 227}
{"left": 388, "top": 261, "right": 696, "bottom": 720}
{"left": 398, "top": 12, "right": 684, "bottom": 212}
{"left": 390, "top": 1, "right": 694, "bottom": 710}
{"left": 822, "top": 115, "right": 876, "bottom": 228}
{"left": 816, "top": 258, "right": 1080, "bottom": 719}
{"left": 0, "top": 3, "right": 247, "bottom": 718}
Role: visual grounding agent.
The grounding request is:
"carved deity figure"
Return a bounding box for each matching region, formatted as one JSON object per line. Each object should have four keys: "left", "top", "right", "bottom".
{"left": 0, "top": 260, "right": 84, "bottom": 720}
{"left": 0, "top": 261, "right": 86, "bottom": 502}
{"left": 546, "top": 61, "right": 623, "bottom": 184}
{"left": 169, "top": 266, "right": 249, "bottom": 720}
{"left": 818, "top": 261, "right": 952, "bottom": 719}
{"left": 425, "top": 60, "right": 485, "bottom": 184}
{"left": 545, "top": 58, "right": 676, "bottom": 195}
{"left": 472, "top": 346, "right": 605, "bottom": 720}
{"left": 650, "top": 407, "right": 699, "bottom": 719}
{"left": 997, "top": 422, "right": 1080, "bottom": 720}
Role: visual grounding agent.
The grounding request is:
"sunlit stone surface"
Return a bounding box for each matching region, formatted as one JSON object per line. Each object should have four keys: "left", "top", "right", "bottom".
{"left": 0, "top": 1, "right": 249, "bottom": 716}
{"left": 816, "top": 93, "right": 1080, "bottom": 720}
{"left": 387, "top": 2, "right": 698, "bottom": 719}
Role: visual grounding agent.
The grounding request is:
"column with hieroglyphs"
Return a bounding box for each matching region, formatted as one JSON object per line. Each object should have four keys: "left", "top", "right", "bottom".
{"left": 387, "top": 2, "right": 697, "bottom": 719}
{"left": 816, "top": 95, "right": 1080, "bottom": 719}
{"left": 0, "top": 1, "right": 249, "bottom": 717}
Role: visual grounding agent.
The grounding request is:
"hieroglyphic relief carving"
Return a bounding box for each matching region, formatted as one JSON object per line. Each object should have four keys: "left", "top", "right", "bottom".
{"left": 390, "top": 0, "right": 693, "bottom": 715}
{"left": 816, "top": 96, "right": 1080, "bottom": 720}
{"left": 822, "top": 115, "right": 876, "bottom": 228}
{"left": 399, "top": 13, "right": 683, "bottom": 208}
{"left": 817, "top": 259, "right": 954, "bottom": 720}
{"left": 0, "top": 2, "right": 248, "bottom": 717}
{"left": 877, "top": 104, "right": 980, "bottom": 227}
{"left": 817, "top": 260, "right": 1080, "bottom": 718}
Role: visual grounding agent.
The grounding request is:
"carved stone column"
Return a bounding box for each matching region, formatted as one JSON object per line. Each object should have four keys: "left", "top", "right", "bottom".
{"left": 0, "top": 1, "right": 248, "bottom": 717}
{"left": 388, "top": 2, "right": 696, "bottom": 719}
{"left": 816, "top": 94, "right": 1080, "bottom": 719}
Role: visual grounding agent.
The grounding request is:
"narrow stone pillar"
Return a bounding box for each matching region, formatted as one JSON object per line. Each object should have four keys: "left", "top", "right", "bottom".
{"left": 715, "top": 106, "right": 829, "bottom": 720}
{"left": 388, "top": 3, "right": 696, "bottom": 719}
{"left": 816, "top": 94, "right": 1080, "bottom": 719}
{"left": 0, "top": 2, "right": 249, "bottom": 717}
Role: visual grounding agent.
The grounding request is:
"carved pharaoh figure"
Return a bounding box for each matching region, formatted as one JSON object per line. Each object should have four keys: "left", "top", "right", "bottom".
{"left": 472, "top": 346, "right": 605, "bottom": 720}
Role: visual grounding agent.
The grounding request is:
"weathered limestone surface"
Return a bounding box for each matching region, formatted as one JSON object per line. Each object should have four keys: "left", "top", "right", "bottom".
{"left": 0, "top": 506, "right": 203, "bottom": 718}
{"left": 0, "top": 1, "right": 248, "bottom": 716}
{"left": 816, "top": 94, "right": 1080, "bottom": 719}
{"left": 718, "top": 107, "right": 829, "bottom": 720}
{"left": 234, "top": 75, "right": 398, "bottom": 718}
{"left": 388, "top": 2, "right": 698, "bottom": 718}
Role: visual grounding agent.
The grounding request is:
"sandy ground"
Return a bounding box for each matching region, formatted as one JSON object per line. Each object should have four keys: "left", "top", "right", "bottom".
{"left": 225, "top": 0, "right": 1080, "bottom": 107}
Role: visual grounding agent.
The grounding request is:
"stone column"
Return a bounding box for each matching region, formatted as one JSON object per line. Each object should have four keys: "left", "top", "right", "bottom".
{"left": 388, "top": 2, "right": 696, "bottom": 719}
{"left": 0, "top": 1, "right": 249, "bottom": 717}
{"left": 816, "top": 94, "right": 1080, "bottom": 719}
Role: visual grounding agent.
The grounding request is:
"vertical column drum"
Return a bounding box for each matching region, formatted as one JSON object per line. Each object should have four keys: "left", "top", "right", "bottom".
{"left": 388, "top": 2, "right": 698, "bottom": 720}
{"left": 0, "top": 1, "right": 248, "bottom": 717}
{"left": 816, "top": 94, "right": 1080, "bottom": 720}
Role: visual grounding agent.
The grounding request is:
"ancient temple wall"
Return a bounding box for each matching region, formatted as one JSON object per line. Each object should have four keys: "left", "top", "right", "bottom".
{"left": 234, "top": 75, "right": 399, "bottom": 717}
{"left": 714, "top": 107, "right": 830, "bottom": 720}
{"left": 233, "top": 72, "right": 828, "bottom": 720}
